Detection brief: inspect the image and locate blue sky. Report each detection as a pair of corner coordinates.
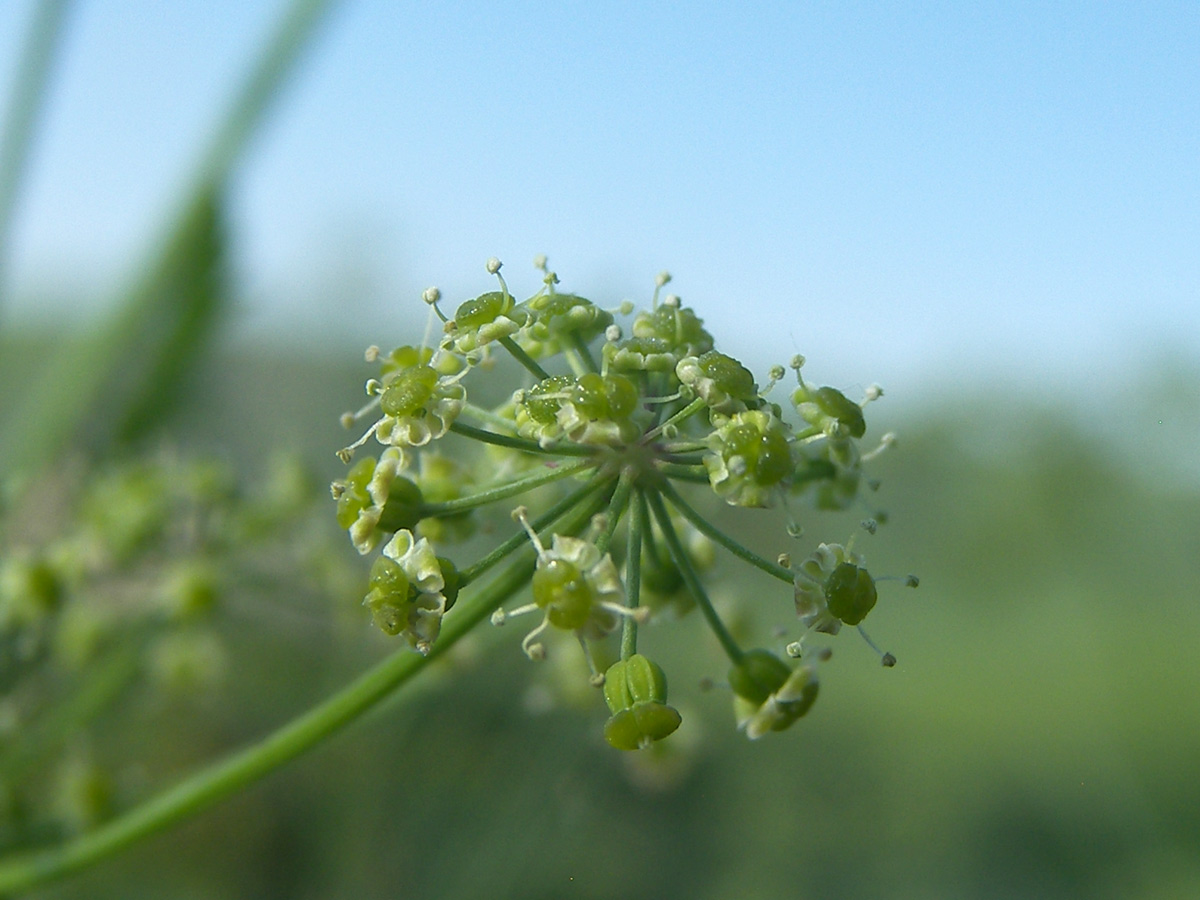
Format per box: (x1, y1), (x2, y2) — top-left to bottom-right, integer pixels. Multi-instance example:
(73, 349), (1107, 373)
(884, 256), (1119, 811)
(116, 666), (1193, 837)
(2, 0), (1198, 400)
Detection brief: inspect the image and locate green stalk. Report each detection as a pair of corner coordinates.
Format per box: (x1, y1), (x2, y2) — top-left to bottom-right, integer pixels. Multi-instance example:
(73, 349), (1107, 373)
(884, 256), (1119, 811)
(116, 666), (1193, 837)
(450, 421), (595, 457)
(0, 0), (73, 317)
(0, 542), (543, 894)
(497, 335), (551, 381)
(421, 457), (597, 517)
(641, 396), (708, 442)
(657, 479), (793, 584)
(568, 331), (599, 373)
(620, 489), (646, 660)
(458, 476), (611, 585)
(594, 465), (636, 556)
(644, 488), (744, 665)
(653, 462), (710, 483)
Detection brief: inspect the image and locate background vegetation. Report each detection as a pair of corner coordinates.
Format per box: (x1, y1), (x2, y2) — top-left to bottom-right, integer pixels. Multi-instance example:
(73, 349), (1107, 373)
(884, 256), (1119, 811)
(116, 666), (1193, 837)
(2, 2), (1197, 896)
(3, 327), (1198, 899)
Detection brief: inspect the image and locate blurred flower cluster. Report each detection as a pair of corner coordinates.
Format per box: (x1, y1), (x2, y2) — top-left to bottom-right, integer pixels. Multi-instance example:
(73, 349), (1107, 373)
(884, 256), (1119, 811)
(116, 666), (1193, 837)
(333, 258), (916, 750)
(0, 451), (347, 844)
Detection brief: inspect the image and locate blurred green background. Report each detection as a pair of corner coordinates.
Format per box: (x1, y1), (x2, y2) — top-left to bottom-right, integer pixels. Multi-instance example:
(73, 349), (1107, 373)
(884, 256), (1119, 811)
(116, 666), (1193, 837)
(2, 1), (1198, 897)
(4, 331), (1198, 900)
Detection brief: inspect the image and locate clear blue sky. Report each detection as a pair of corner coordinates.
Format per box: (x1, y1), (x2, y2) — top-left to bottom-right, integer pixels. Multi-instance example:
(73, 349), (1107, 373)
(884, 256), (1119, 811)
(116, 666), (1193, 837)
(2, 0), (1198, 399)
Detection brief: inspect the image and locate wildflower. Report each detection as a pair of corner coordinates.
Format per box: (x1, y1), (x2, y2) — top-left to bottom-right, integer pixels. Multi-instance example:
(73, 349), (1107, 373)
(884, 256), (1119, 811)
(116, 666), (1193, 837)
(729, 649), (822, 739)
(792, 542), (877, 634)
(602, 654), (682, 750)
(703, 409), (796, 507)
(331, 449), (423, 554)
(364, 529), (460, 654)
(676, 350), (760, 417)
(335, 259), (910, 747)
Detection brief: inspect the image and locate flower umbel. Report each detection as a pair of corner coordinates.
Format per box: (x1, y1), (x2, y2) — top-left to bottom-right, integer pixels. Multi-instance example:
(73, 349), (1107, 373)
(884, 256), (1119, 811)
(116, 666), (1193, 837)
(333, 257), (915, 748)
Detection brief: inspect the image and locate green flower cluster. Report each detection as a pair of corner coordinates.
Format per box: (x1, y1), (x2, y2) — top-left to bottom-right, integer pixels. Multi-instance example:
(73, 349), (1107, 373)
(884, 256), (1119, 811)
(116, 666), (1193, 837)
(0, 452), (346, 842)
(333, 258), (915, 749)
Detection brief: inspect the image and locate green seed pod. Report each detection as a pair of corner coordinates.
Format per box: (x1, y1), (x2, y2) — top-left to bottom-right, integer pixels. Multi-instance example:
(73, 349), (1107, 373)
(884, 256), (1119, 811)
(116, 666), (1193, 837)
(813, 386), (866, 438)
(376, 476), (424, 533)
(335, 456), (376, 529)
(367, 555), (409, 602)
(522, 375), (575, 425)
(724, 417), (793, 486)
(532, 559), (594, 630)
(824, 562), (877, 625)
(380, 365), (440, 418)
(604, 703), (683, 751)
(604, 654), (670, 712)
(453, 290), (514, 330)
(571, 373), (638, 421)
(728, 649), (791, 705)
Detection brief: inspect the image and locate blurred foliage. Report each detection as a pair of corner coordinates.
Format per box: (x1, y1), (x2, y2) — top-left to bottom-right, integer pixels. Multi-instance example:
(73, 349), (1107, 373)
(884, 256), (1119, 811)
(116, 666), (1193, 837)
(3, 332), (1195, 899)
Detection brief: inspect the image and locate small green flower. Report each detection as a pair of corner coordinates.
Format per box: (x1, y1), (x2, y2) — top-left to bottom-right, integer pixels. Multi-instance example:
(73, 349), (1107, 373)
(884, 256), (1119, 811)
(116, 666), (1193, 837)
(364, 530), (458, 653)
(602, 654), (682, 750)
(602, 338), (678, 374)
(631, 297), (714, 360)
(793, 542), (877, 633)
(729, 649), (820, 739)
(519, 292), (613, 358)
(492, 522), (646, 664)
(555, 373), (642, 446)
(374, 363), (467, 448)
(703, 409), (796, 507)
(448, 290), (529, 352)
(676, 350), (759, 417)
(514, 375), (576, 446)
(332, 449), (423, 554)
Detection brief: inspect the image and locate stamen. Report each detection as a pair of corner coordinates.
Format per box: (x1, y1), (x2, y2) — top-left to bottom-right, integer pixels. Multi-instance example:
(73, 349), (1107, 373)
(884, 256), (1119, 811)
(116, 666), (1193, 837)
(512, 506), (549, 559)
(856, 625), (896, 667)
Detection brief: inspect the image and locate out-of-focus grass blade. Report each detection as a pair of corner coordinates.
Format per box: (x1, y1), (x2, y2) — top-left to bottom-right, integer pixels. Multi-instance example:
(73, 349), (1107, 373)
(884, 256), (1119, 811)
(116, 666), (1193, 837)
(0, 0), (74, 322)
(85, 183), (227, 448)
(0, 0), (337, 478)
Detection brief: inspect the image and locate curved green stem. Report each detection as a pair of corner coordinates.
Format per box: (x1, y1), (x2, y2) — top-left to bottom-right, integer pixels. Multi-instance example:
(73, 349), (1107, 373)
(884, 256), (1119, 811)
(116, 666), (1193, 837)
(458, 476), (611, 585)
(654, 462), (710, 483)
(0, 547), (533, 894)
(594, 465), (636, 556)
(450, 421), (595, 457)
(568, 332), (599, 374)
(644, 489), (744, 665)
(497, 335), (550, 381)
(657, 480), (793, 584)
(641, 397), (707, 442)
(421, 457), (597, 517)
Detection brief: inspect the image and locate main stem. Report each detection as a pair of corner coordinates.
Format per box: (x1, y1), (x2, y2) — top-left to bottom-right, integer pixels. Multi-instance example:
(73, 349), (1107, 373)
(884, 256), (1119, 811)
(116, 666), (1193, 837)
(0, 551), (535, 894)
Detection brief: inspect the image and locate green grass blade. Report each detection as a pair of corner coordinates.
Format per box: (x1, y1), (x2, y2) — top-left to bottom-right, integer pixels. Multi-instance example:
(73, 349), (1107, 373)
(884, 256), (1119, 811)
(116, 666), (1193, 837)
(0, 0), (74, 320)
(0, 0), (339, 475)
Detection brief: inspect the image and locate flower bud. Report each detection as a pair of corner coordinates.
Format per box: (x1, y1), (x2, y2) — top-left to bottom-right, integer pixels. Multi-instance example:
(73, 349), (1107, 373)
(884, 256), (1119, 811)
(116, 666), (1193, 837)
(602, 655), (682, 750)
